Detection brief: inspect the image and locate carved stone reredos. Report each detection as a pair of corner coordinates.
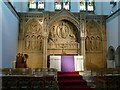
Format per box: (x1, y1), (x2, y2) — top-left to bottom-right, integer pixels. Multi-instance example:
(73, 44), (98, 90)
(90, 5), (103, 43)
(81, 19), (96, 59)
(46, 10), (81, 50)
(25, 18), (42, 35)
(49, 9), (80, 31)
(24, 18), (43, 51)
(17, 11), (107, 68)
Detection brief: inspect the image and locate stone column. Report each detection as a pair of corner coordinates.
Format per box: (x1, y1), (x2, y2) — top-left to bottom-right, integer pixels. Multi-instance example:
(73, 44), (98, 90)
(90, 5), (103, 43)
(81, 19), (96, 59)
(80, 13), (86, 70)
(42, 32), (48, 68)
(81, 37), (86, 70)
(77, 43), (80, 55)
(42, 15), (48, 68)
(18, 17), (25, 53)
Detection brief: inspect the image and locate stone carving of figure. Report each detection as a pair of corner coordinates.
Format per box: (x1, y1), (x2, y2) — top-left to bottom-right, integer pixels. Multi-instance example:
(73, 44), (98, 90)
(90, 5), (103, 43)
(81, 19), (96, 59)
(89, 38), (92, 51)
(23, 54), (29, 68)
(37, 35), (42, 50)
(48, 30), (54, 43)
(57, 24), (61, 38)
(37, 36), (40, 49)
(62, 25), (68, 38)
(85, 37), (89, 51)
(69, 34), (75, 42)
(25, 35), (30, 50)
(95, 36), (98, 50)
(52, 26), (56, 37)
(16, 53), (25, 68)
(96, 36), (101, 50)
(31, 22), (38, 33)
(91, 37), (94, 50)
(57, 22), (69, 39)
(16, 53), (21, 68)
(31, 35), (36, 50)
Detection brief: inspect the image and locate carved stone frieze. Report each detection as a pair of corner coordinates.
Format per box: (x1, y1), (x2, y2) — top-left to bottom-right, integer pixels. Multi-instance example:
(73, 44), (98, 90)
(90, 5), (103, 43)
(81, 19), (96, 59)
(48, 20), (78, 50)
(24, 18), (43, 51)
(85, 15), (106, 69)
(49, 9), (80, 31)
(85, 19), (102, 52)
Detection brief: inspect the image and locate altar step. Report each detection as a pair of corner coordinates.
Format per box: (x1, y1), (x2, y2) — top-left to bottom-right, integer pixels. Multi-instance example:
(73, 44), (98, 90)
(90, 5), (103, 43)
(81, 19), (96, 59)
(57, 71), (93, 90)
(59, 86), (93, 90)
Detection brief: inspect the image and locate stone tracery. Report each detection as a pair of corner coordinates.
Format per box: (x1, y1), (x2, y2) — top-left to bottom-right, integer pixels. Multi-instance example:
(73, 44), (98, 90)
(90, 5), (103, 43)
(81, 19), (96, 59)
(24, 18), (43, 51)
(85, 20), (102, 52)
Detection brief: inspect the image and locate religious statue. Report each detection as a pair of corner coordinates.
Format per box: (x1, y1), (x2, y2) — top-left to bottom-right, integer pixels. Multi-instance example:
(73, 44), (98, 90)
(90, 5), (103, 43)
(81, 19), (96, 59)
(16, 53), (28, 68)
(57, 22), (69, 39)
(25, 35), (30, 50)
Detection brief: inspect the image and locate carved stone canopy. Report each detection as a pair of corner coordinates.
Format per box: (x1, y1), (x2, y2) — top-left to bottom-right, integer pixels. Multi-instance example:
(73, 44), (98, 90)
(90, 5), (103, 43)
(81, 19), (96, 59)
(48, 19), (79, 50)
(49, 9), (80, 33)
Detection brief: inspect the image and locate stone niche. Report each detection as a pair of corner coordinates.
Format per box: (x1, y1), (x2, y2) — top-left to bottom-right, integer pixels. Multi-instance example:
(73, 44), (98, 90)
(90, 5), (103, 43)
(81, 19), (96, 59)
(18, 13), (44, 68)
(47, 20), (79, 55)
(85, 16), (107, 69)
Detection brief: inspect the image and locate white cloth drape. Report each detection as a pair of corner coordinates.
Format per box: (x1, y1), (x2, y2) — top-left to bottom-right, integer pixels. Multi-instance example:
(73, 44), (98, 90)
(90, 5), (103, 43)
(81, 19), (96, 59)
(50, 55), (84, 71)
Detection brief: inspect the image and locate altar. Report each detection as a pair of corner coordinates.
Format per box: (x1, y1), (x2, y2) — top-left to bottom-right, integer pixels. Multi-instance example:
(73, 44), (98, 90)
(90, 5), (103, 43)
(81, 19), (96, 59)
(50, 55), (84, 72)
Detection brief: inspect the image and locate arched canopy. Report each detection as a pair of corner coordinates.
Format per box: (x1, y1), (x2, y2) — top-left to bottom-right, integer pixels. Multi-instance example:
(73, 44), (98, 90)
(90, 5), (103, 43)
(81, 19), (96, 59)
(49, 10), (80, 42)
(116, 46), (120, 54)
(107, 46), (115, 60)
(49, 9), (80, 32)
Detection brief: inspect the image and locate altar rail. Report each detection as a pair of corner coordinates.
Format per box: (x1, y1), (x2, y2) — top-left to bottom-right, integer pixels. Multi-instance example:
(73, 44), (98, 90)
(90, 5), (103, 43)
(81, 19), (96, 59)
(91, 68), (120, 76)
(0, 68), (57, 76)
(0, 68), (58, 90)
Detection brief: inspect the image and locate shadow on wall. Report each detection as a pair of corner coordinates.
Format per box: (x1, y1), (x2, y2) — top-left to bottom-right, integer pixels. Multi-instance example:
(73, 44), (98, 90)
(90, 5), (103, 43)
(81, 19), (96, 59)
(107, 46), (115, 68)
(116, 46), (120, 67)
(107, 46), (120, 68)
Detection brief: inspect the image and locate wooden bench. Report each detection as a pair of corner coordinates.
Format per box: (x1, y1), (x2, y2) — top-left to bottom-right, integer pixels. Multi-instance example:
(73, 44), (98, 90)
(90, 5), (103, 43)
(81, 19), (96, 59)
(0, 68), (59, 90)
(91, 68), (120, 90)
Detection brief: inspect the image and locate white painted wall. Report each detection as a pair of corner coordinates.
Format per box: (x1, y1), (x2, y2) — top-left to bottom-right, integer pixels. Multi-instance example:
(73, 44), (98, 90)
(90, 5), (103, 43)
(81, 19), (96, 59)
(106, 16), (119, 50)
(11, 1), (22, 12)
(118, 15), (120, 46)
(11, 1), (81, 12)
(94, 2), (112, 15)
(118, 1), (120, 46)
(102, 2), (112, 15)
(106, 0), (120, 50)
(10, 1), (116, 15)
(21, 0), (29, 12)
(45, 0), (54, 12)
(45, 0), (50, 11)
(47, 0), (54, 12)
(94, 2), (102, 15)
(71, 0), (80, 12)
(0, 0), (2, 68)
(2, 1), (19, 68)
(8, 0), (23, 12)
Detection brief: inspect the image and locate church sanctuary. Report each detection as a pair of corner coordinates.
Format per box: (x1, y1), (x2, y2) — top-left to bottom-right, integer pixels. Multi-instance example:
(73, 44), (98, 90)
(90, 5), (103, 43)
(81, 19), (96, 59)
(0, 0), (120, 89)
